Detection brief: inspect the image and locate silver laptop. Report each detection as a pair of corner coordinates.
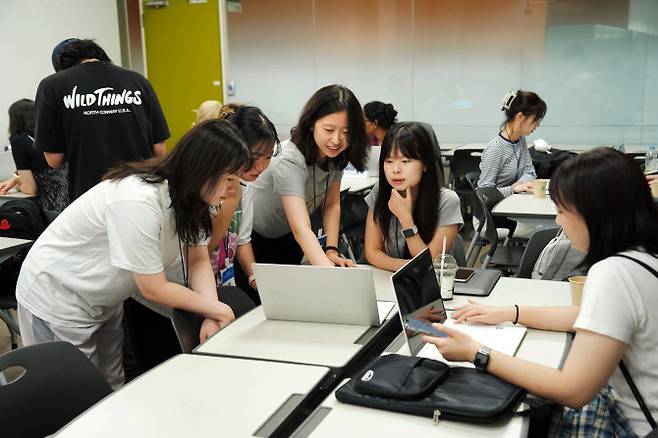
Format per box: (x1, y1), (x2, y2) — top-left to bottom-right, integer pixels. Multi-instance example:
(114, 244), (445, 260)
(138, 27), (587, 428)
(367, 146), (380, 178)
(253, 263), (381, 326)
(391, 248), (526, 359)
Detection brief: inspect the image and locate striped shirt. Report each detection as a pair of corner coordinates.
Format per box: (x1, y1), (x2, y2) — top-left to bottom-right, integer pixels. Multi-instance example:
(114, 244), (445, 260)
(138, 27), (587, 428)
(477, 134), (536, 197)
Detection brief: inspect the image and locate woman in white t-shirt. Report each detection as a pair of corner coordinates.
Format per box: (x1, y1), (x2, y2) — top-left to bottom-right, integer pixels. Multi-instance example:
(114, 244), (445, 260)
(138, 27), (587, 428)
(250, 85), (369, 267)
(16, 120), (250, 389)
(424, 148), (658, 436)
(364, 122), (463, 272)
(207, 104), (279, 305)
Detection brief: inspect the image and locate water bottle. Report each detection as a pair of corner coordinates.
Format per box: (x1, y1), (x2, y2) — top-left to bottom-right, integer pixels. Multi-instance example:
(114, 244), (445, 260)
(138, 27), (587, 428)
(645, 145), (657, 173)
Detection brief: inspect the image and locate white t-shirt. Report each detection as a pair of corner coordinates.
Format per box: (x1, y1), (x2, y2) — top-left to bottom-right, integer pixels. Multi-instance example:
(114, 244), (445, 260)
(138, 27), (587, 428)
(16, 175), (193, 327)
(574, 250), (658, 436)
(251, 139), (343, 239)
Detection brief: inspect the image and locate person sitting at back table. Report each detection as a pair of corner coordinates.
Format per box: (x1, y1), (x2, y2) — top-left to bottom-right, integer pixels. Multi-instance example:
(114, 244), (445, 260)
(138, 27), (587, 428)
(477, 89), (547, 197)
(0, 99), (69, 219)
(424, 148), (658, 437)
(364, 101), (398, 146)
(250, 84), (368, 267)
(364, 122), (462, 272)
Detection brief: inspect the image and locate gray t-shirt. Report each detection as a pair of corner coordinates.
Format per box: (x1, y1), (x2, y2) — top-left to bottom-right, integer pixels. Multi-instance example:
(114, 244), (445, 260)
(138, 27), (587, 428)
(365, 182), (463, 258)
(251, 139), (343, 239)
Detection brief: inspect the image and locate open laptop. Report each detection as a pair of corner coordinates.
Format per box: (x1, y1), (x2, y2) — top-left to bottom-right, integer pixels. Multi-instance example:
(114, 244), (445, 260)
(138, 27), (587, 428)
(253, 263), (391, 326)
(391, 248), (526, 362)
(366, 146), (380, 177)
(0, 149), (16, 180)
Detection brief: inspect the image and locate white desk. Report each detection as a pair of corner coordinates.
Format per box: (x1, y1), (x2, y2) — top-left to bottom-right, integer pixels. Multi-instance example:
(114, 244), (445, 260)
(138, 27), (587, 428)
(442, 143), (485, 158)
(195, 303), (396, 368)
(295, 278), (571, 437)
(0, 190), (37, 204)
(56, 354), (331, 438)
(492, 193), (557, 229)
(340, 174), (378, 193)
(0, 236), (32, 263)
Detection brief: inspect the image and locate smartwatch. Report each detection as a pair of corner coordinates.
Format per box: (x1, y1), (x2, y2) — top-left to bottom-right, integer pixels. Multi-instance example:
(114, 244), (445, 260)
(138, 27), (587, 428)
(473, 346), (492, 372)
(400, 224), (418, 239)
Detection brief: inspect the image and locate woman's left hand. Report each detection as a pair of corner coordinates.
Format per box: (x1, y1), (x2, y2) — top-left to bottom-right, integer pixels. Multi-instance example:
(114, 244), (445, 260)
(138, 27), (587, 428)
(327, 251), (355, 267)
(199, 317), (222, 343)
(388, 188), (414, 225)
(421, 323), (481, 363)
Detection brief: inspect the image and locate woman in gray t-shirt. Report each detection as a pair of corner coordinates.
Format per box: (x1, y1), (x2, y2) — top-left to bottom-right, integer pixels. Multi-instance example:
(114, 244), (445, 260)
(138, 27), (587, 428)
(250, 85), (369, 267)
(364, 122), (463, 272)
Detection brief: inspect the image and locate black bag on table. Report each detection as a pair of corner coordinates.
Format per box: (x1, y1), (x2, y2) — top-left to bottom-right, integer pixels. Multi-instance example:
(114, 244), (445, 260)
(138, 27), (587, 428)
(336, 354), (526, 424)
(529, 147), (574, 179)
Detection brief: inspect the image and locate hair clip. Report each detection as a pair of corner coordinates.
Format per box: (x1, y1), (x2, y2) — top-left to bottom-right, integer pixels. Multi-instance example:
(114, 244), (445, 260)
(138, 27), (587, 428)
(501, 89), (519, 111)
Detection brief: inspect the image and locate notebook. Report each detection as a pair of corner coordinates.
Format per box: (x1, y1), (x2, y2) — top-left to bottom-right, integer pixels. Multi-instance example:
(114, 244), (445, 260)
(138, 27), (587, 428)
(253, 263), (393, 326)
(390, 248), (526, 364)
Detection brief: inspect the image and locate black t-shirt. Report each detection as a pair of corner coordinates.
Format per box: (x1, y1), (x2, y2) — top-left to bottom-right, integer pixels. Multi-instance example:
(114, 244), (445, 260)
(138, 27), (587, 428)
(34, 61), (170, 200)
(11, 133), (48, 174)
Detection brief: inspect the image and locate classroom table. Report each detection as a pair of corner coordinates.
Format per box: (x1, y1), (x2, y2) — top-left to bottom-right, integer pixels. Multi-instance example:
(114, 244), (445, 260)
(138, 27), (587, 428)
(0, 190), (37, 205)
(55, 354), (333, 438)
(492, 193), (557, 229)
(194, 302), (397, 370)
(0, 236), (32, 264)
(293, 278), (572, 437)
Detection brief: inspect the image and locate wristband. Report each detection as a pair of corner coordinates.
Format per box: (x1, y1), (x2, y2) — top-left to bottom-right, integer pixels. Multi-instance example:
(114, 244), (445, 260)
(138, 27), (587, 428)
(324, 245), (340, 254)
(248, 274), (257, 287)
(513, 304), (519, 325)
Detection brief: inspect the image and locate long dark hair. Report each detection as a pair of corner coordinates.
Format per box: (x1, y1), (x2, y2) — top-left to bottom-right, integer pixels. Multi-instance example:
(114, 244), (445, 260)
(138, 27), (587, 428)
(373, 122), (443, 249)
(500, 89), (546, 129)
(8, 99), (35, 136)
(291, 84), (368, 171)
(217, 104), (280, 156)
(549, 148), (658, 267)
(105, 120), (251, 244)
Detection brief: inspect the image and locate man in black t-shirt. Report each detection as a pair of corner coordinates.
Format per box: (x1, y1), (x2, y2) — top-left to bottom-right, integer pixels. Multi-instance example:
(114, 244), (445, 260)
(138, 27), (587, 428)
(34, 38), (170, 201)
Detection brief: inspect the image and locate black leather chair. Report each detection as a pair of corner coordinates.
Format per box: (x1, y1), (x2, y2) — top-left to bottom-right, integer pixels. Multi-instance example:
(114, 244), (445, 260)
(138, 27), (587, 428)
(0, 341), (112, 438)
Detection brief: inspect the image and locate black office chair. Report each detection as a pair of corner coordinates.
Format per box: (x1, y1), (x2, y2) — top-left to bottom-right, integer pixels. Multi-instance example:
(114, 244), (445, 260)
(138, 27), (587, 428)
(449, 149), (482, 222)
(516, 227), (561, 279)
(0, 341), (112, 438)
(474, 187), (525, 271)
(451, 234), (467, 267)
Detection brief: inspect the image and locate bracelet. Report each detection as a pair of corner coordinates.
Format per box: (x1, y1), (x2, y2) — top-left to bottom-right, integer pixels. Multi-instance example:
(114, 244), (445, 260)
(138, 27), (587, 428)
(248, 274), (257, 287)
(513, 304), (519, 325)
(324, 245), (340, 254)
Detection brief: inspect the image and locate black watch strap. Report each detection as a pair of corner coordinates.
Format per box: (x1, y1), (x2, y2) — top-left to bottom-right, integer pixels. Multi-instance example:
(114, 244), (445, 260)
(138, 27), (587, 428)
(474, 346), (492, 372)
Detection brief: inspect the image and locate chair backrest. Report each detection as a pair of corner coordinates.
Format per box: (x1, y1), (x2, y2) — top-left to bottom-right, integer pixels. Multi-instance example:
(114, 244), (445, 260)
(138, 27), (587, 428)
(171, 309), (203, 354)
(451, 234), (467, 267)
(0, 341), (112, 438)
(475, 186), (505, 247)
(516, 227), (561, 278)
(450, 149), (482, 180)
(465, 171), (483, 225)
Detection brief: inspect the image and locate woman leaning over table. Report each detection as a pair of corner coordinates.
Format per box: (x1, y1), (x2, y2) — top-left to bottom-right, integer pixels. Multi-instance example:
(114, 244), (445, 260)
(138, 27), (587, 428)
(424, 148), (658, 437)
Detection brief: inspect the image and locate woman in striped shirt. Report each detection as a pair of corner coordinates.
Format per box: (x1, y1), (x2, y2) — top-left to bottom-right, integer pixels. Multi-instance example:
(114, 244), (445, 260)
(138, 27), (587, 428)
(477, 90), (547, 197)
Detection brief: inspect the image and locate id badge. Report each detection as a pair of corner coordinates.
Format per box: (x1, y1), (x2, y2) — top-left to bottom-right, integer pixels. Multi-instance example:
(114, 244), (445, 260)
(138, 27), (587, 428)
(219, 258), (236, 286)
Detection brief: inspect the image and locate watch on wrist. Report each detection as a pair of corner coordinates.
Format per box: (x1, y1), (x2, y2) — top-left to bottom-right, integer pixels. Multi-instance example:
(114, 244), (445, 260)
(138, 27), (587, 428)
(473, 346), (492, 372)
(400, 224), (418, 239)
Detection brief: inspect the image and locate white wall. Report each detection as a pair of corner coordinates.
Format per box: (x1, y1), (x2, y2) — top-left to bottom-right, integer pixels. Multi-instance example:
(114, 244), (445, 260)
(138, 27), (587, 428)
(0, 0), (121, 147)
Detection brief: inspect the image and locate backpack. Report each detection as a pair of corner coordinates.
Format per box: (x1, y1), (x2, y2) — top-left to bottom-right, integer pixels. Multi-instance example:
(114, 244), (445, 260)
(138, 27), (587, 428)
(529, 147), (574, 179)
(0, 199), (46, 240)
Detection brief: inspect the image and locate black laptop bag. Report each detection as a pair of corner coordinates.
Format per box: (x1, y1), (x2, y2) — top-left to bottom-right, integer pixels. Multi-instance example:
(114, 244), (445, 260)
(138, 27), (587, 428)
(336, 354), (526, 425)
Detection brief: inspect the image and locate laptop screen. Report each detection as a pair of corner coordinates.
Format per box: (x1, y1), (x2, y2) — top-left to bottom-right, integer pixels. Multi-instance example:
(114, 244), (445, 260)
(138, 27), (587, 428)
(391, 248), (447, 356)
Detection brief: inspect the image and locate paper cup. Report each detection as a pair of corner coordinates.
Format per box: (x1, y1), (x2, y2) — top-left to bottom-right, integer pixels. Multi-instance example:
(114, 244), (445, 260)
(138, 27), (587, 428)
(568, 275), (586, 305)
(651, 181), (658, 198)
(532, 179), (548, 197)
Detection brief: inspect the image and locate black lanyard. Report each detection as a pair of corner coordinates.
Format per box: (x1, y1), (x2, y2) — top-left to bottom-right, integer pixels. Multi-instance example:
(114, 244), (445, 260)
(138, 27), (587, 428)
(178, 235), (189, 288)
(312, 164), (330, 223)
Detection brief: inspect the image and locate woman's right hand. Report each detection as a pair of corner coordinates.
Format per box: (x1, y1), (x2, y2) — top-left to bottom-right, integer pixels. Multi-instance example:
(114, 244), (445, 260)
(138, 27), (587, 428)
(451, 299), (515, 325)
(213, 301), (236, 328)
(513, 181), (534, 193)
